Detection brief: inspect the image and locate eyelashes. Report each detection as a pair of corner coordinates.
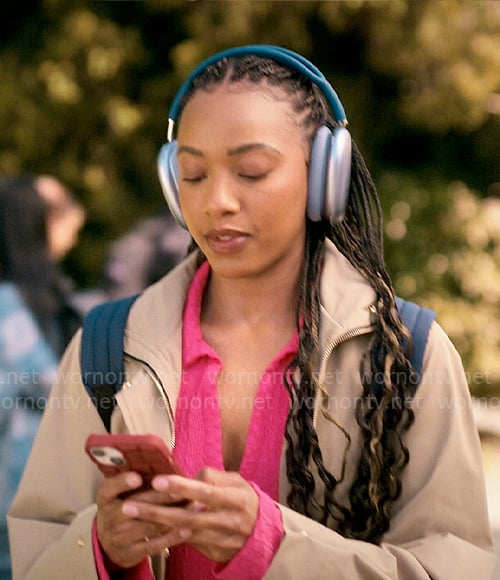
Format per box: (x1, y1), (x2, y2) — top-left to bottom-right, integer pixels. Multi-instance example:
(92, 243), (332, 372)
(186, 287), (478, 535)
(181, 171), (271, 184)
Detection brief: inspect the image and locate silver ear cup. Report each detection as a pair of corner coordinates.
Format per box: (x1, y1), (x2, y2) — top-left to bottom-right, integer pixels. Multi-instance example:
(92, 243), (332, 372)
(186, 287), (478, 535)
(324, 127), (351, 225)
(307, 126), (331, 222)
(307, 125), (351, 224)
(157, 142), (187, 229)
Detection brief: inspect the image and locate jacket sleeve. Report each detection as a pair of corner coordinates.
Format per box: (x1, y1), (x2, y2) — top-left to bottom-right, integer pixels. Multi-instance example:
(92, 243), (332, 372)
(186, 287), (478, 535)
(265, 323), (496, 579)
(7, 330), (105, 580)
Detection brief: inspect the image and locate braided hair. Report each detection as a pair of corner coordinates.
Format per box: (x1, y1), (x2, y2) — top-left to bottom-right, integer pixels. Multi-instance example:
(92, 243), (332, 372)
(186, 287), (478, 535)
(178, 54), (416, 544)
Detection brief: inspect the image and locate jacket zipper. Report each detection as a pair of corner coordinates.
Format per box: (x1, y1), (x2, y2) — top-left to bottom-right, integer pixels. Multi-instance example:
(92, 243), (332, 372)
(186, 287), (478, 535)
(124, 353), (176, 449)
(313, 325), (373, 427)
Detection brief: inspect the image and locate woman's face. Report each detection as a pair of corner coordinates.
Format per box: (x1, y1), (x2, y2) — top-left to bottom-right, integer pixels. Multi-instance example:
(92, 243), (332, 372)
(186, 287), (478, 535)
(176, 82), (309, 282)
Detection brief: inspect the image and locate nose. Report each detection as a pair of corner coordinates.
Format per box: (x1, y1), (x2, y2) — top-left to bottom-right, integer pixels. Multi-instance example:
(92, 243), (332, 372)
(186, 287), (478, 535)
(205, 172), (240, 218)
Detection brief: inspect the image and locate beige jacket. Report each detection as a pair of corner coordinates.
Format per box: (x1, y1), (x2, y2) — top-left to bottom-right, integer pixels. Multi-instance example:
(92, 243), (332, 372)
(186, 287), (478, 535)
(8, 240), (496, 579)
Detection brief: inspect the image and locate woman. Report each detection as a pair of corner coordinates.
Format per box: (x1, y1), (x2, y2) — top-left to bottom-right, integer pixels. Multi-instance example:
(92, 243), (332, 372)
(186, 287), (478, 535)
(8, 46), (495, 579)
(0, 175), (85, 579)
(0, 175), (85, 356)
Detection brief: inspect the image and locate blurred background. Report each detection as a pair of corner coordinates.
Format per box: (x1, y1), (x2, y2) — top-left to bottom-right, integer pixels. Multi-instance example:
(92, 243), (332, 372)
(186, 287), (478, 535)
(0, 1), (498, 396)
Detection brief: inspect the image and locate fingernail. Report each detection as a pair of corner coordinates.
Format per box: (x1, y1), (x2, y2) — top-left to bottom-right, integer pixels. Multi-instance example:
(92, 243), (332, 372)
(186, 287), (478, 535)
(179, 528), (191, 539)
(122, 503), (139, 517)
(125, 473), (141, 487)
(190, 501), (206, 512)
(152, 476), (170, 490)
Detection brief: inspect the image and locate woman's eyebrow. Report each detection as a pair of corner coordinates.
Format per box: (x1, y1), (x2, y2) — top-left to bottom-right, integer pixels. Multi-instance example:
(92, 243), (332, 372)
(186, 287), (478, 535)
(177, 145), (203, 157)
(177, 143), (282, 158)
(227, 143), (281, 157)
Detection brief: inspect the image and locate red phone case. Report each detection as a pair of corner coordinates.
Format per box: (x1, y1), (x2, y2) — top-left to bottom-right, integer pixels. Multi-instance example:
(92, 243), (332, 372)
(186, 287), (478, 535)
(85, 433), (184, 485)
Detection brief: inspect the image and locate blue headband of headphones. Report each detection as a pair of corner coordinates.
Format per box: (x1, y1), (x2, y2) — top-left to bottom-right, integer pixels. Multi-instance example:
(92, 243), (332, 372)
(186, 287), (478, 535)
(167, 44), (348, 142)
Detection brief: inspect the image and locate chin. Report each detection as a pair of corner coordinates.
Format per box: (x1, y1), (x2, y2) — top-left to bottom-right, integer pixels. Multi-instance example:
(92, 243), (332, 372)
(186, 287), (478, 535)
(205, 254), (260, 279)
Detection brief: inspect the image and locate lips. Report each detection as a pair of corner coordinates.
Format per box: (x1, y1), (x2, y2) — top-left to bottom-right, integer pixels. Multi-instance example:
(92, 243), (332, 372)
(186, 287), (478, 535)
(205, 228), (249, 254)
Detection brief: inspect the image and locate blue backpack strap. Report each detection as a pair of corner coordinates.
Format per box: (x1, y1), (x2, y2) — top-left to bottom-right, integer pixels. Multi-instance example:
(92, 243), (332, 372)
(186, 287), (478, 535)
(395, 296), (436, 387)
(373, 297), (436, 400)
(81, 293), (140, 431)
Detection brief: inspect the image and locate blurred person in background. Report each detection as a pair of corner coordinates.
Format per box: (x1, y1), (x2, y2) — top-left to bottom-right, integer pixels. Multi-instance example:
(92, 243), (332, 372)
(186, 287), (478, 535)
(0, 174), (85, 579)
(73, 208), (191, 314)
(101, 209), (191, 301)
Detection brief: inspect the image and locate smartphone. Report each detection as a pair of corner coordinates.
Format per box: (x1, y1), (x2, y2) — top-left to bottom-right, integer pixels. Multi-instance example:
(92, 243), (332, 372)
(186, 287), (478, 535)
(85, 433), (185, 490)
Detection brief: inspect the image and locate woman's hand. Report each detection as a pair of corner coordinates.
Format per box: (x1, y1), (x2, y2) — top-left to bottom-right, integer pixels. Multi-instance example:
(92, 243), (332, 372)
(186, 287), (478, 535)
(95, 471), (176, 570)
(121, 467), (259, 563)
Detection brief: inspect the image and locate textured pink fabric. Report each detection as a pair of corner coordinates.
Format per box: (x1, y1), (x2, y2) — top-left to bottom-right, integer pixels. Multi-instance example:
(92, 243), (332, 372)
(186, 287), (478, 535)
(167, 261), (296, 579)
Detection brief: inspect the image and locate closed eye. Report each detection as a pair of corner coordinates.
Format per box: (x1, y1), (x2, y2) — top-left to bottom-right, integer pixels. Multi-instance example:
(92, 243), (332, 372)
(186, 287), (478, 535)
(239, 171), (271, 181)
(182, 175), (205, 183)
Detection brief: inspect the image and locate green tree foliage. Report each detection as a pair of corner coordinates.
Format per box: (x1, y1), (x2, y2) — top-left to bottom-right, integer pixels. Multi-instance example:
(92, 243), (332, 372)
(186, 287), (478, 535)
(0, 0), (499, 395)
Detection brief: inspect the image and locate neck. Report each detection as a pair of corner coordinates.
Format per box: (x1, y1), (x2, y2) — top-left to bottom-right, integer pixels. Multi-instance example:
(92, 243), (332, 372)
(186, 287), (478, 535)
(202, 261), (303, 331)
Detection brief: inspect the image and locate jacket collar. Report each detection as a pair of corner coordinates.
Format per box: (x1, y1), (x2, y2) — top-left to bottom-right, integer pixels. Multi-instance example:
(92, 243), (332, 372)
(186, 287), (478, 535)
(125, 240), (376, 361)
(124, 250), (200, 366)
(319, 239), (376, 348)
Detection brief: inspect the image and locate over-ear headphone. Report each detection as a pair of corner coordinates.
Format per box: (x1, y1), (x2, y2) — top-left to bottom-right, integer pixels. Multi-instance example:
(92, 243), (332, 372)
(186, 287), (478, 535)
(157, 44), (351, 229)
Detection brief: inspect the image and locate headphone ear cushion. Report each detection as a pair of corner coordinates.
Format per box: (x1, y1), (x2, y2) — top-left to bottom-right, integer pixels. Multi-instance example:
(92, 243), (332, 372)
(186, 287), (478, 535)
(324, 127), (351, 225)
(307, 126), (331, 222)
(157, 141), (187, 229)
(307, 125), (351, 225)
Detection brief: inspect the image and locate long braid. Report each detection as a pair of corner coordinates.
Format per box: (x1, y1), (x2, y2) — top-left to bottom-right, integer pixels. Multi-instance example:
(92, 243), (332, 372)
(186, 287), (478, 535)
(283, 222), (335, 519)
(331, 143), (416, 542)
(179, 54), (416, 543)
